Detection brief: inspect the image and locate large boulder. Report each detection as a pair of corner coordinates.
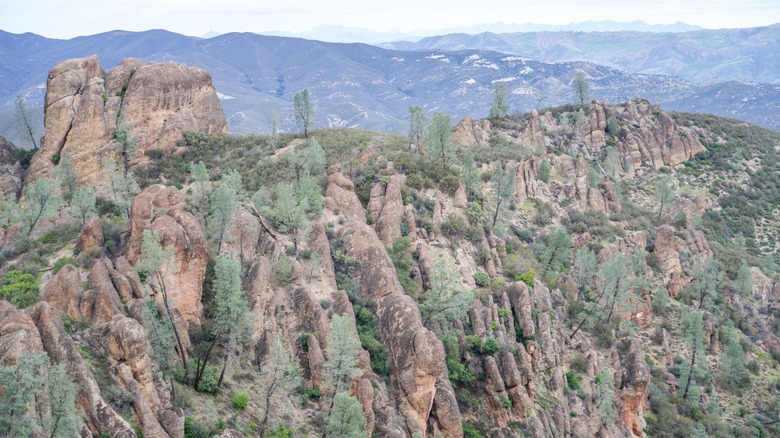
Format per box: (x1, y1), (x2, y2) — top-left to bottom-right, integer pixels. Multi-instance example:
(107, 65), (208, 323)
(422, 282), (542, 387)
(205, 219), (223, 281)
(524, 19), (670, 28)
(26, 56), (227, 190)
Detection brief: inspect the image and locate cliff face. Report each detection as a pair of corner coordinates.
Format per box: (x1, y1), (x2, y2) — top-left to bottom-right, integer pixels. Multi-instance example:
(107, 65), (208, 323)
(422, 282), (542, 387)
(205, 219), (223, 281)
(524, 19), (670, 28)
(25, 55), (227, 190)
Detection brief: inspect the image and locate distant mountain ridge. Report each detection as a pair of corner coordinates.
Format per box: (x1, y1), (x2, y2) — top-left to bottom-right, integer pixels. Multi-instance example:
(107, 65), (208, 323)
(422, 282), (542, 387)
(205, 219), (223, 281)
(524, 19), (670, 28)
(265, 20), (703, 44)
(381, 24), (780, 84)
(1, 28), (779, 146)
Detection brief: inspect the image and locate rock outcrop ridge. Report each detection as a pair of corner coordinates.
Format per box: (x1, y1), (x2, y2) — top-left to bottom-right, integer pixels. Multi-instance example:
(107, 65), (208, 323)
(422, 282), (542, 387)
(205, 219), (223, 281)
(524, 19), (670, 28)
(26, 55), (227, 190)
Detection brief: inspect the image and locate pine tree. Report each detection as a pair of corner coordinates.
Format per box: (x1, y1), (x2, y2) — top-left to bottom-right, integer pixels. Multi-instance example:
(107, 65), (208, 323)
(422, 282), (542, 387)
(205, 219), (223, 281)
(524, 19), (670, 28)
(53, 153), (78, 201)
(597, 253), (631, 324)
(426, 112), (457, 168)
(408, 106), (425, 153)
(294, 89), (313, 138)
(571, 71), (591, 108)
(489, 82), (509, 118)
(258, 335), (303, 436)
(540, 228), (572, 275)
(44, 363), (81, 438)
(19, 176), (61, 236)
(736, 262), (753, 296)
(596, 371), (615, 423)
(69, 187), (96, 227)
(141, 293), (177, 395)
(15, 96), (38, 149)
(461, 151), (481, 201)
(0, 192), (19, 230)
(211, 256), (253, 392)
(290, 139), (326, 183)
(101, 157), (138, 219)
(489, 161), (516, 227)
(208, 180), (239, 254)
(719, 323), (749, 391)
(572, 247), (598, 300)
(135, 230), (188, 379)
(325, 392), (366, 438)
(189, 161), (212, 226)
(679, 309), (706, 401)
(654, 175), (675, 223)
(0, 352), (48, 436)
(419, 258), (474, 330)
(692, 257), (721, 310)
(538, 159), (551, 183)
(324, 315), (362, 396)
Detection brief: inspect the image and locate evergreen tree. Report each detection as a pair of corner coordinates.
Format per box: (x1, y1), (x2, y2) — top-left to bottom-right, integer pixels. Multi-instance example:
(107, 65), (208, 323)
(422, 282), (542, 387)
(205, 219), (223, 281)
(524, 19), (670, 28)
(15, 96), (38, 149)
(736, 262), (753, 296)
(719, 323), (749, 391)
(211, 256), (253, 392)
(290, 139), (326, 183)
(265, 182), (308, 253)
(141, 293), (177, 395)
(603, 147), (621, 180)
(596, 371), (615, 423)
(571, 71), (591, 107)
(209, 180), (239, 254)
(489, 82), (509, 118)
(258, 335), (303, 436)
(53, 153), (78, 201)
(651, 286), (669, 315)
(324, 315), (362, 396)
(540, 228), (572, 275)
(679, 309), (706, 401)
(489, 161), (516, 227)
(189, 161), (212, 226)
(69, 187), (96, 227)
(19, 176), (61, 236)
(419, 258), (474, 330)
(101, 157), (138, 219)
(135, 230), (188, 379)
(654, 175), (675, 223)
(44, 363), (81, 438)
(294, 89), (313, 138)
(572, 247), (598, 300)
(0, 192), (18, 230)
(408, 106), (425, 153)
(0, 352), (48, 436)
(597, 253), (631, 324)
(426, 112), (457, 168)
(538, 159), (551, 183)
(325, 392), (365, 438)
(692, 257), (721, 310)
(461, 151), (481, 201)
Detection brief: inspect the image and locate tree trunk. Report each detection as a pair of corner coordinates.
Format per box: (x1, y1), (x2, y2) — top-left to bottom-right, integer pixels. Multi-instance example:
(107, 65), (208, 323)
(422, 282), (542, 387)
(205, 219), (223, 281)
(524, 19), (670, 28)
(215, 348), (231, 393)
(492, 198), (502, 227)
(158, 274), (188, 381)
(682, 348), (696, 400)
(193, 336), (218, 391)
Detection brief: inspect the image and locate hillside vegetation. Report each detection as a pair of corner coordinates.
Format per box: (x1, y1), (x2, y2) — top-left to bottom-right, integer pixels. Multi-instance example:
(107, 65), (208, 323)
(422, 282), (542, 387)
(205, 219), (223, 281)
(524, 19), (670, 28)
(1, 97), (779, 438)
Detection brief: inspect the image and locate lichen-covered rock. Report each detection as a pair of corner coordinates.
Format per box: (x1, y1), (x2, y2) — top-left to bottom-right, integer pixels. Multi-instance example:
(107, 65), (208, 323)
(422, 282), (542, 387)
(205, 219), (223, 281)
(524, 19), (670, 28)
(26, 55), (227, 190)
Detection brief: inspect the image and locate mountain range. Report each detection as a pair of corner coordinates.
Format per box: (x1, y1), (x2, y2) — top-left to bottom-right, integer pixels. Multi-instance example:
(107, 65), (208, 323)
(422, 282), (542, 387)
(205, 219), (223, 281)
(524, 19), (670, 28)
(1, 26), (780, 146)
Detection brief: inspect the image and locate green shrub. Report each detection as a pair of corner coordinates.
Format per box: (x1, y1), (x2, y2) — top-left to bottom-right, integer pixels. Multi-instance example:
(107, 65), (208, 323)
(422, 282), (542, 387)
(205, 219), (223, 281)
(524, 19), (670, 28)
(195, 364), (220, 393)
(566, 370), (582, 391)
(465, 335), (482, 353)
(481, 336), (499, 355)
(463, 420), (486, 438)
(0, 270), (40, 308)
(52, 257), (78, 274)
(516, 268), (535, 288)
(275, 256), (295, 285)
(473, 272), (490, 287)
(300, 387), (321, 404)
(266, 424), (294, 438)
(232, 392), (249, 410)
(184, 417), (210, 438)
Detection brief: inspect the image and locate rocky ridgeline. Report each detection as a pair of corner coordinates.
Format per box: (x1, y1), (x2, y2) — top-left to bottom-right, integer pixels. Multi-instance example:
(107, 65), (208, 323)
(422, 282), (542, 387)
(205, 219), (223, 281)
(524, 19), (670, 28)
(25, 55), (227, 190)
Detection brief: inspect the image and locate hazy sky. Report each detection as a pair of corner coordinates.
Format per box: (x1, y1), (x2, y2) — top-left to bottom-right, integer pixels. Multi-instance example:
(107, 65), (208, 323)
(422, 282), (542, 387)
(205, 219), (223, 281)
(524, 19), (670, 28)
(1, 0), (778, 38)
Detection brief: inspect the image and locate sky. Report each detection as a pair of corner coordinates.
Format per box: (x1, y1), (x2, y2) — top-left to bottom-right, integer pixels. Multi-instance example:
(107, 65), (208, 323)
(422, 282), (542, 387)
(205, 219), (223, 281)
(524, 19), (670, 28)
(1, 0), (779, 39)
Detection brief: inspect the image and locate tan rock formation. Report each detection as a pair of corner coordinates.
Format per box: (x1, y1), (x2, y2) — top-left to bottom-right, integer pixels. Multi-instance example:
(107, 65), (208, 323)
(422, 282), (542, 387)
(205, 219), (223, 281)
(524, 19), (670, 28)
(452, 117), (491, 148)
(367, 174), (406, 246)
(618, 339), (650, 438)
(325, 165), (462, 437)
(127, 185), (208, 331)
(0, 136), (23, 197)
(26, 55), (227, 190)
(77, 217), (104, 252)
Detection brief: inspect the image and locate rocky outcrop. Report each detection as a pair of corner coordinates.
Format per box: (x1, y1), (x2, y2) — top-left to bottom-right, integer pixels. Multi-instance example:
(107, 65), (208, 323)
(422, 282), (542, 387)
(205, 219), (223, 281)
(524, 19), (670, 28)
(94, 315), (183, 438)
(41, 262), (124, 325)
(324, 165), (462, 437)
(584, 99), (706, 169)
(0, 136), (23, 197)
(77, 217), (104, 253)
(126, 185), (208, 331)
(618, 339), (650, 438)
(26, 302), (135, 437)
(26, 55), (227, 190)
(367, 174), (406, 247)
(452, 117), (491, 148)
